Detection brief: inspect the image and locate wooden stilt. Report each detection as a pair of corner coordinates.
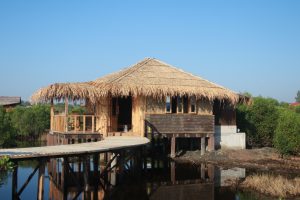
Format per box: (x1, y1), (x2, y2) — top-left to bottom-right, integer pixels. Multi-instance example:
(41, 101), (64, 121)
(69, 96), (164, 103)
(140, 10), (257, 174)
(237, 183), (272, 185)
(12, 164), (18, 200)
(208, 135), (215, 151)
(37, 160), (45, 200)
(93, 154), (99, 200)
(201, 137), (205, 156)
(201, 163), (205, 180)
(170, 161), (175, 184)
(171, 136), (176, 158)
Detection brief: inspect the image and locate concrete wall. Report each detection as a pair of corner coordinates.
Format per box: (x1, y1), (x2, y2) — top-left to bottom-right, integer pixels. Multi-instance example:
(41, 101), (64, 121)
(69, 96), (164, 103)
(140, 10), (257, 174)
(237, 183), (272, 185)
(215, 125), (246, 149)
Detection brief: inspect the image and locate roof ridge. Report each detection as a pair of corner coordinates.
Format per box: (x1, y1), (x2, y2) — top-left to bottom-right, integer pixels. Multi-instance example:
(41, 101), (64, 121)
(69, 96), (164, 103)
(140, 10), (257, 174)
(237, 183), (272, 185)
(153, 58), (233, 92)
(107, 58), (153, 83)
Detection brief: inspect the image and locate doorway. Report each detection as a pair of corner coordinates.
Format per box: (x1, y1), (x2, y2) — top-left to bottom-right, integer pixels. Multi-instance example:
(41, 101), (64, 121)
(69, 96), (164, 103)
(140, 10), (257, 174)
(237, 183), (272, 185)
(111, 96), (132, 132)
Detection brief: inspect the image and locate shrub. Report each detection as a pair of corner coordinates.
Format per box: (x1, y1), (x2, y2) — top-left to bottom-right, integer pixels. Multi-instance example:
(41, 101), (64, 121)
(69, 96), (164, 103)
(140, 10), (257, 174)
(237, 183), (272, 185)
(237, 97), (279, 147)
(273, 110), (300, 155)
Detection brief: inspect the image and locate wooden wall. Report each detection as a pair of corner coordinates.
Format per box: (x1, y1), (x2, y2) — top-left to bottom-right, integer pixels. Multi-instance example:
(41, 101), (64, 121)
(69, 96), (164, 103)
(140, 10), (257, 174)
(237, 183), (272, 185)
(145, 114), (215, 137)
(197, 99), (213, 115)
(132, 96), (146, 136)
(95, 97), (110, 136)
(213, 100), (236, 126)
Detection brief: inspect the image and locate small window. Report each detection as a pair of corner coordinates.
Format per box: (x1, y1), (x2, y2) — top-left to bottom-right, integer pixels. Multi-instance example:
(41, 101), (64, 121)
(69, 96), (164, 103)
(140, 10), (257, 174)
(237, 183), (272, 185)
(183, 96), (189, 113)
(171, 96), (177, 113)
(166, 96), (171, 113)
(190, 96), (196, 113)
(177, 96), (183, 113)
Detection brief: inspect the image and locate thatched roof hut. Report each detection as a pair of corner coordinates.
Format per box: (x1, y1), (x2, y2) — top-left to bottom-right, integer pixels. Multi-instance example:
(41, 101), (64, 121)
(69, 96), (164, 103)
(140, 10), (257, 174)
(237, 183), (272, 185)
(31, 58), (248, 105)
(92, 58), (243, 104)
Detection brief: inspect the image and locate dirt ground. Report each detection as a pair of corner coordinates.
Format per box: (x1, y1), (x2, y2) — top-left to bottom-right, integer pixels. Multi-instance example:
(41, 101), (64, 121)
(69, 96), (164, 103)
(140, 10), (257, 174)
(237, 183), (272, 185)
(175, 147), (300, 174)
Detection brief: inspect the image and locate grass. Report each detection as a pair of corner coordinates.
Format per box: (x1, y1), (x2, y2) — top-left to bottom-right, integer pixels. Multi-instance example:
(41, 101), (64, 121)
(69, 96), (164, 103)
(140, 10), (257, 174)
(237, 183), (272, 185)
(241, 174), (300, 198)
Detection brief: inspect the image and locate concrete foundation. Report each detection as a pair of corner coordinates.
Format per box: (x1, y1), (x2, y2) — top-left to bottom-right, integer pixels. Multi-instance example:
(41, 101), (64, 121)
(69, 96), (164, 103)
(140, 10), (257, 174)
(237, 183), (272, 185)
(215, 125), (246, 149)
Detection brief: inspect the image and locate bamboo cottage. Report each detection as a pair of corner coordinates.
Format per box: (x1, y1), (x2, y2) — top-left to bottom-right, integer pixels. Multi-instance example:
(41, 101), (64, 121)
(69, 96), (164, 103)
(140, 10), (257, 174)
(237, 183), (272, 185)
(32, 58), (248, 157)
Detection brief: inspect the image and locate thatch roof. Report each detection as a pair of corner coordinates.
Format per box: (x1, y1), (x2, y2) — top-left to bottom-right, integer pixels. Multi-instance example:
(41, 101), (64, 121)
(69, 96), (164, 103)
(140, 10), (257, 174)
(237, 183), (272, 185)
(31, 82), (100, 103)
(0, 96), (21, 106)
(92, 58), (243, 104)
(31, 58), (248, 105)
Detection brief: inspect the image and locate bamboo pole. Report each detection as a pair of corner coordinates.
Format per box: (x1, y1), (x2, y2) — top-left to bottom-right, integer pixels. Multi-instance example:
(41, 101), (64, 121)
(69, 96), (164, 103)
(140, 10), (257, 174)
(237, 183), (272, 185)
(65, 97), (69, 133)
(37, 160), (45, 200)
(50, 99), (54, 131)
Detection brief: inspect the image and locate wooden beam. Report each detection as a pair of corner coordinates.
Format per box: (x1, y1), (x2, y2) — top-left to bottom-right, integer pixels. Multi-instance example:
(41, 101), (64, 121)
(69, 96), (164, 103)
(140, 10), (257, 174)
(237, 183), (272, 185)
(37, 160), (45, 200)
(201, 137), (205, 156)
(170, 136), (176, 158)
(170, 161), (175, 184)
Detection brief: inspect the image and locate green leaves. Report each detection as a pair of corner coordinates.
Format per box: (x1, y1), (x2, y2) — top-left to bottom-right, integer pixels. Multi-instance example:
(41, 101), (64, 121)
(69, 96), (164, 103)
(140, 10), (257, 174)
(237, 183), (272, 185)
(273, 110), (300, 155)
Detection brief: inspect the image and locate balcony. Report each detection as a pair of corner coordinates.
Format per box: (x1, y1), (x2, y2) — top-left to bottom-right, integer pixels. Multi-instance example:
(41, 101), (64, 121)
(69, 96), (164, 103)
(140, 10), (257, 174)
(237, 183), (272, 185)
(51, 114), (98, 133)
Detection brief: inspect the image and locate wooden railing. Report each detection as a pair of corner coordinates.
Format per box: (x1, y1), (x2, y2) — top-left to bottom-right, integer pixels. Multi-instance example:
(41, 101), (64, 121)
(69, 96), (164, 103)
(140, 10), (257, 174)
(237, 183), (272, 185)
(51, 114), (98, 133)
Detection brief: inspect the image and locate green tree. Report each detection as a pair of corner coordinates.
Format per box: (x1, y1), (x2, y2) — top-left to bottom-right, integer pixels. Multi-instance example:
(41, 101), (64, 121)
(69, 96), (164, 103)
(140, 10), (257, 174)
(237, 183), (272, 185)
(237, 96), (279, 147)
(0, 106), (17, 147)
(296, 90), (300, 103)
(273, 110), (300, 156)
(10, 104), (50, 139)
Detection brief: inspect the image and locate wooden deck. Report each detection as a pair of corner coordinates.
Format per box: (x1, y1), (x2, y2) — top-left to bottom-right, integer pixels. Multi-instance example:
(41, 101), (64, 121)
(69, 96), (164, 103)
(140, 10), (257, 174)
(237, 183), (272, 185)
(0, 136), (149, 160)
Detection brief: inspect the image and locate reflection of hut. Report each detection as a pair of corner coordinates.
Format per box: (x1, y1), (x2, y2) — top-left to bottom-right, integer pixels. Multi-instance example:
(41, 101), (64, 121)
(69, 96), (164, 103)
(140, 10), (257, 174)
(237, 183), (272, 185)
(32, 58), (249, 153)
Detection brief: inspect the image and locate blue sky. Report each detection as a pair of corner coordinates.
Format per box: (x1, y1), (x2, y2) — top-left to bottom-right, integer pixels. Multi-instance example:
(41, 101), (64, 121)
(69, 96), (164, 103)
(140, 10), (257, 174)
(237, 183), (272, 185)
(0, 1), (299, 102)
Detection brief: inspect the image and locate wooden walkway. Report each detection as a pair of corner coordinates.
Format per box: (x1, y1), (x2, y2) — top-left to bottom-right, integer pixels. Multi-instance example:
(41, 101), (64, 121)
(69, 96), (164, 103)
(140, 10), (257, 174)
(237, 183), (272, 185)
(0, 136), (149, 160)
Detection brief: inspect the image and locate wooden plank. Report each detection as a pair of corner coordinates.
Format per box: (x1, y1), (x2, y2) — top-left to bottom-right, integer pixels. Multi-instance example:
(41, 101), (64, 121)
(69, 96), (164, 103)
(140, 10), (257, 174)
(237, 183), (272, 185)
(0, 137), (149, 160)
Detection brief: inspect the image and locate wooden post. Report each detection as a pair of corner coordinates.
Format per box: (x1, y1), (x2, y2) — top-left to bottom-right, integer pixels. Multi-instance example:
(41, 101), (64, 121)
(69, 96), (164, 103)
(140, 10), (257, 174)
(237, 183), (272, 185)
(171, 136), (176, 158)
(170, 161), (175, 184)
(92, 116), (95, 132)
(62, 158), (68, 200)
(65, 97), (69, 133)
(83, 156), (91, 199)
(201, 137), (205, 156)
(12, 164), (18, 200)
(50, 99), (54, 131)
(201, 163), (205, 180)
(93, 154), (99, 200)
(37, 160), (45, 200)
(83, 115), (86, 133)
(208, 135), (215, 151)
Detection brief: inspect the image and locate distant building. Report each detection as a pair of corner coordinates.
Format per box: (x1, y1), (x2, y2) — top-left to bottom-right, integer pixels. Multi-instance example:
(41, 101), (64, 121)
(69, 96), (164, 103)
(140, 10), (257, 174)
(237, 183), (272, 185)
(290, 102), (300, 107)
(0, 96), (21, 110)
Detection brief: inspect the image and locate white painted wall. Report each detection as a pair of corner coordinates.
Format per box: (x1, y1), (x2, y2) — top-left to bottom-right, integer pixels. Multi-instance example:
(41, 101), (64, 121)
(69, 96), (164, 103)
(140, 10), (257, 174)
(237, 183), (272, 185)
(215, 125), (246, 149)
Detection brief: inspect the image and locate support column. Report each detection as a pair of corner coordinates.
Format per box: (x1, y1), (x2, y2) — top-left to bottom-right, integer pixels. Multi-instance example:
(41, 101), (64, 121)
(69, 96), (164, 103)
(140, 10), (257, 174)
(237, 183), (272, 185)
(12, 164), (18, 200)
(83, 156), (91, 200)
(50, 99), (54, 131)
(201, 137), (205, 156)
(208, 135), (215, 151)
(170, 161), (175, 184)
(170, 136), (176, 158)
(37, 160), (45, 200)
(64, 97), (69, 132)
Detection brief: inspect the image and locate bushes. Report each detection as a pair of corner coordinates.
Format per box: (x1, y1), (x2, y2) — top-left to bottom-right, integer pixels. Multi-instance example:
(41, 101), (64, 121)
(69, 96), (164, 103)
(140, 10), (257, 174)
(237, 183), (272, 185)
(10, 104), (50, 139)
(237, 95), (300, 155)
(0, 104), (50, 147)
(273, 110), (300, 156)
(237, 97), (279, 147)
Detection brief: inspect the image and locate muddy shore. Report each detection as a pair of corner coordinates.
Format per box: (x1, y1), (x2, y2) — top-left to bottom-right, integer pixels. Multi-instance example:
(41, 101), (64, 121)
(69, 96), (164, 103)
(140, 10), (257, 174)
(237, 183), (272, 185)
(175, 147), (300, 175)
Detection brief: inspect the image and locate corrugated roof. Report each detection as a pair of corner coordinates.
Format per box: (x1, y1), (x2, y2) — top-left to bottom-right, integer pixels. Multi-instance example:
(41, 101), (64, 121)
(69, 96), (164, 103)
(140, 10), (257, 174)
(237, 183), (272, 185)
(0, 96), (21, 106)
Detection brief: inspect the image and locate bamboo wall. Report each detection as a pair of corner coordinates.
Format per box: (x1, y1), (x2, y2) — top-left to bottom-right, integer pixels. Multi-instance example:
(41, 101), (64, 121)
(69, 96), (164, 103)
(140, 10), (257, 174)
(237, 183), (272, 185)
(95, 97), (110, 136)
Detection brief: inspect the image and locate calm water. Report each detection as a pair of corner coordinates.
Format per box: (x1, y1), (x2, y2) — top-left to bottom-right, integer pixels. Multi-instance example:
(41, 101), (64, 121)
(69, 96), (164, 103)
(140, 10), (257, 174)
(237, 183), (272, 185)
(0, 142), (297, 200)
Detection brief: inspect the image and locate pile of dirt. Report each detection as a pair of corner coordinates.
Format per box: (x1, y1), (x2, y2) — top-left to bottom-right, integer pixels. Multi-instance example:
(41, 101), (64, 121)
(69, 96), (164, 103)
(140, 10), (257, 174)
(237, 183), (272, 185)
(176, 148), (300, 174)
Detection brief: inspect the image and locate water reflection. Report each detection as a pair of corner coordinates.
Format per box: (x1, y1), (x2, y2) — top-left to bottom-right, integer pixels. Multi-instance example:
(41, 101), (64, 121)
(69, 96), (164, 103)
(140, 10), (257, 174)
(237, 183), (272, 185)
(1, 155), (281, 200)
